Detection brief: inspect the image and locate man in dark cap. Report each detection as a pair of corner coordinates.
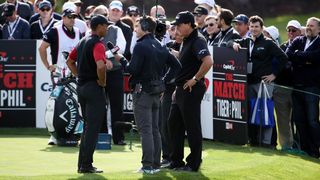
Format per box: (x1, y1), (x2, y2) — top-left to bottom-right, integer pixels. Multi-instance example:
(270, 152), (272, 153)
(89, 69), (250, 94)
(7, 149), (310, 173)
(2, 3), (30, 39)
(169, 11), (213, 172)
(0, 0), (32, 25)
(193, 5), (208, 35)
(126, 5), (140, 22)
(233, 14), (250, 38)
(67, 15), (113, 173)
(30, 1), (58, 39)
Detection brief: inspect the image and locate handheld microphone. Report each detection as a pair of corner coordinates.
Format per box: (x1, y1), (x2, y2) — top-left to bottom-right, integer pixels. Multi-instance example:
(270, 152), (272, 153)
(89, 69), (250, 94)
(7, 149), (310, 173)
(105, 41), (120, 59)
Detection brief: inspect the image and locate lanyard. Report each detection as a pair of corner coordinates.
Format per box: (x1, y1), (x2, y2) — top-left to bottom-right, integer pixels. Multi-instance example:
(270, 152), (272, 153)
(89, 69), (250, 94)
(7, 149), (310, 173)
(249, 40), (254, 62)
(304, 35), (319, 51)
(217, 28), (233, 47)
(7, 17), (20, 40)
(39, 18), (54, 35)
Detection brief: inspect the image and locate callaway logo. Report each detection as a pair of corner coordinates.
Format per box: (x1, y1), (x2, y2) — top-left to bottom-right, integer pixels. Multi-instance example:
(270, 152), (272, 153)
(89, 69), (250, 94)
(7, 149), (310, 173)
(59, 111), (68, 122)
(58, 99), (78, 133)
(0, 51), (8, 62)
(198, 49), (207, 55)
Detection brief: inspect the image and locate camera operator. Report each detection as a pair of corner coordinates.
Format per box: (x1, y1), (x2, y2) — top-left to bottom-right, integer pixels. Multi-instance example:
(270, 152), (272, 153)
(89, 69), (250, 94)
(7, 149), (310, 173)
(116, 15), (181, 174)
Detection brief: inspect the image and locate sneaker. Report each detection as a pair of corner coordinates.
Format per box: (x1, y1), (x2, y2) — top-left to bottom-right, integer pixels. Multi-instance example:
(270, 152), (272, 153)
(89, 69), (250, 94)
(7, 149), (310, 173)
(160, 159), (171, 168)
(153, 168), (160, 174)
(136, 167), (154, 174)
(48, 135), (57, 145)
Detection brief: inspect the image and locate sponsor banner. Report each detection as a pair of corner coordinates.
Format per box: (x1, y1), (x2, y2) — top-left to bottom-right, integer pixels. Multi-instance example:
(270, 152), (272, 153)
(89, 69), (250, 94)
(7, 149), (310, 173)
(0, 40), (36, 127)
(201, 45), (213, 139)
(213, 47), (248, 144)
(36, 40), (53, 128)
(123, 73), (133, 115)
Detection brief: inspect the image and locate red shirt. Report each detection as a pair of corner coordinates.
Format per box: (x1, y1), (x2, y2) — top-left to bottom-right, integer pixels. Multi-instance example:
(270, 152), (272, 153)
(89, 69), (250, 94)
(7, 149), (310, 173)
(69, 42), (106, 64)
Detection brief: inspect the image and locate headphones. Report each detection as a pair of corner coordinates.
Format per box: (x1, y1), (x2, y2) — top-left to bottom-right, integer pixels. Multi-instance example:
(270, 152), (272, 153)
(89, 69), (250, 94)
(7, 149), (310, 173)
(140, 15), (150, 32)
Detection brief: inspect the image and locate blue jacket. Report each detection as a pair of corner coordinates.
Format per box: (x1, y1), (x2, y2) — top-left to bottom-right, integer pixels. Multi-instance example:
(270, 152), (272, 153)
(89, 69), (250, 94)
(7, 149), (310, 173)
(2, 16), (30, 39)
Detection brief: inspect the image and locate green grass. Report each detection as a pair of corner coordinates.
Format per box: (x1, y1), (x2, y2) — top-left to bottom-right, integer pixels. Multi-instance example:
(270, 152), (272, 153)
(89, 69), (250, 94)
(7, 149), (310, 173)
(0, 128), (319, 179)
(264, 11), (320, 44)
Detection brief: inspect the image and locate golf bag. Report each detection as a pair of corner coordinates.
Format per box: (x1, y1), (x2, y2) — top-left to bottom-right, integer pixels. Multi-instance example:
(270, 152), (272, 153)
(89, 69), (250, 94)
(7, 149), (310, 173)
(45, 76), (83, 146)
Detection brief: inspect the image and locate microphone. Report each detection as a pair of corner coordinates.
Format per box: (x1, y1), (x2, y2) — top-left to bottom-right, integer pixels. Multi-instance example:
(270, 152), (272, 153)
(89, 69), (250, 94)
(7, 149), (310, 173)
(106, 41), (120, 54)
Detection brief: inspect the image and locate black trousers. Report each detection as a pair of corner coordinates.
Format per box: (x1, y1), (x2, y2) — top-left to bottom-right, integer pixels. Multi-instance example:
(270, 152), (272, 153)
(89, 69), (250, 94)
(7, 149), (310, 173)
(168, 82), (206, 171)
(77, 81), (106, 169)
(105, 69), (125, 144)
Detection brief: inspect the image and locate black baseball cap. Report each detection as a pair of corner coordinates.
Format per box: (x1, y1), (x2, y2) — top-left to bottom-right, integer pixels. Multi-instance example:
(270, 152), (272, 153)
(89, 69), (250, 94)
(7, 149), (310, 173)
(38, 1), (52, 10)
(2, 3), (15, 17)
(233, 14), (249, 24)
(171, 11), (195, 26)
(126, 5), (140, 15)
(90, 15), (113, 28)
(193, 5), (208, 15)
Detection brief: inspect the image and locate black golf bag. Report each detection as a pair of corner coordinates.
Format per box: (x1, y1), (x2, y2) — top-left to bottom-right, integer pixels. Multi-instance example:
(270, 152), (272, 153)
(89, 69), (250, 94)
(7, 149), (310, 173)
(45, 76), (83, 146)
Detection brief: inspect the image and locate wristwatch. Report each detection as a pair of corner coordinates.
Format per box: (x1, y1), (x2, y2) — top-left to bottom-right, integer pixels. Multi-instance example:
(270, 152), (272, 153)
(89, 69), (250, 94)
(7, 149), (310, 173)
(193, 76), (199, 82)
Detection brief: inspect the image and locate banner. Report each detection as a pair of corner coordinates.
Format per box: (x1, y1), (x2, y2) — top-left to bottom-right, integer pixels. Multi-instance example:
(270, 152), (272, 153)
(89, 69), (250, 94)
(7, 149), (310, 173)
(0, 40), (36, 127)
(213, 47), (248, 144)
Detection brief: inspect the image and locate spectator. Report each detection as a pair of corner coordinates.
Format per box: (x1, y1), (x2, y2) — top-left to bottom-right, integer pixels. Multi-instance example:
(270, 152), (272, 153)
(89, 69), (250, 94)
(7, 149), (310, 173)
(68, 0), (85, 21)
(121, 16), (134, 31)
(213, 8), (241, 47)
(263, 25), (280, 46)
(193, 5), (208, 35)
(2, 3), (30, 39)
(233, 14), (250, 38)
(0, 0), (32, 25)
(169, 11), (213, 172)
(273, 20), (302, 150)
(126, 5), (140, 23)
(92, 4), (128, 146)
(30, 0), (58, 39)
(204, 15), (220, 45)
(20, 0), (34, 15)
(108, 0), (132, 60)
(29, 0), (61, 24)
(194, 0), (220, 15)
(286, 17), (320, 158)
(231, 15), (288, 148)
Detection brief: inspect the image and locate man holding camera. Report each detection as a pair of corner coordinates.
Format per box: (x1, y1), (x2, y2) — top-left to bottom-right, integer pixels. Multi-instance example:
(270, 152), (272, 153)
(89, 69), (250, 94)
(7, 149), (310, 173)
(117, 16), (181, 174)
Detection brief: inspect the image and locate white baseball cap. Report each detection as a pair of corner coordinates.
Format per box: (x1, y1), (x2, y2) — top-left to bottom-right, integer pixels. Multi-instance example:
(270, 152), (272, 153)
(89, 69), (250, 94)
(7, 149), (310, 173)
(109, 0), (123, 11)
(62, 1), (76, 11)
(264, 26), (279, 41)
(286, 20), (302, 29)
(194, 0), (215, 8)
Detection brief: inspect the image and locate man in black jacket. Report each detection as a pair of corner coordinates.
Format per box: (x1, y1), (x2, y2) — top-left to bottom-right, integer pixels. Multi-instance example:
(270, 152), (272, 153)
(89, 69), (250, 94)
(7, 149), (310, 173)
(232, 15), (288, 147)
(117, 16), (181, 174)
(213, 8), (241, 47)
(285, 17), (320, 158)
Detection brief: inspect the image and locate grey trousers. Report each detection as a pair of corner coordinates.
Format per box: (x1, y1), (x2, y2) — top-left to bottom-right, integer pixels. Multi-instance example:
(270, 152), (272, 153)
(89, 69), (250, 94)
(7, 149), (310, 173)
(133, 92), (161, 168)
(273, 86), (293, 149)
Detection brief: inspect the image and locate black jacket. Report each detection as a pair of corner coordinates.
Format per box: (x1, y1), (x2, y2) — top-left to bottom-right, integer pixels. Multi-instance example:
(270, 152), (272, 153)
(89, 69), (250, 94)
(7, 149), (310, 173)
(234, 34), (288, 84)
(115, 20), (133, 60)
(286, 35), (320, 87)
(213, 27), (241, 47)
(120, 33), (181, 87)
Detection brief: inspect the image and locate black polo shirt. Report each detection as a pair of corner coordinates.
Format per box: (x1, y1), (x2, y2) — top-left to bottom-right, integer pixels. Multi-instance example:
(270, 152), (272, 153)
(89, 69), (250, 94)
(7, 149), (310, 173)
(175, 29), (210, 86)
(30, 18), (58, 39)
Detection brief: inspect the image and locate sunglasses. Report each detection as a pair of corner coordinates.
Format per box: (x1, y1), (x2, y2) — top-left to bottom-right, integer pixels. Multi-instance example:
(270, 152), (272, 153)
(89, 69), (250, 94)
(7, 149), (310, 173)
(67, 15), (76, 19)
(194, 14), (203, 17)
(205, 23), (215, 27)
(129, 14), (138, 17)
(40, 8), (51, 12)
(287, 28), (297, 33)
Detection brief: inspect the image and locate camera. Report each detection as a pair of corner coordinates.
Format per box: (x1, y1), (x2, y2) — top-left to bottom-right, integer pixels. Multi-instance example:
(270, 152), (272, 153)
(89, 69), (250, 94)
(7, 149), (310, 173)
(155, 17), (167, 41)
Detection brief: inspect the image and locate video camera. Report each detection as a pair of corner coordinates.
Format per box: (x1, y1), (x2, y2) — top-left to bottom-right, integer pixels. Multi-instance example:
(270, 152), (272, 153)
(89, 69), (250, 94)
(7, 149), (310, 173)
(155, 17), (167, 41)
